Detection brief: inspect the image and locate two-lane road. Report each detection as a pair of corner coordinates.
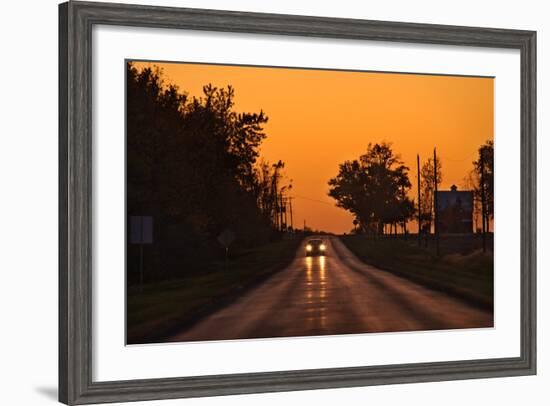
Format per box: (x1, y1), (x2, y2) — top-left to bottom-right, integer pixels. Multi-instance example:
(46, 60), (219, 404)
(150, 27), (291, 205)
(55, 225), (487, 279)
(170, 237), (492, 342)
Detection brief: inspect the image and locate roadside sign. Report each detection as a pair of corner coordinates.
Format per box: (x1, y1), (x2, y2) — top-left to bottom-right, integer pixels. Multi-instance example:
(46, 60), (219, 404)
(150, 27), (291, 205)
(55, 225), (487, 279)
(217, 228), (235, 248)
(130, 216), (153, 244)
(130, 216), (153, 289)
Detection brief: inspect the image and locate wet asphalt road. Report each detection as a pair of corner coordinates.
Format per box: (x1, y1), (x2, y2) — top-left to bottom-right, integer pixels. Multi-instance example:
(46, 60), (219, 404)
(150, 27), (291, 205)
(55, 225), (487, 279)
(170, 237), (493, 342)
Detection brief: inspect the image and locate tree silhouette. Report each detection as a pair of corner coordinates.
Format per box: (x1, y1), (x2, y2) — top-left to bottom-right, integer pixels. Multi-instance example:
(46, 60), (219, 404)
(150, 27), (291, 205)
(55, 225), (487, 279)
(473, 140), (494, 231)
(126, 63), (286, 283)
(419, 157), (443, 234)
(462, 169), (483, 232)
(328, 142), (415, 235)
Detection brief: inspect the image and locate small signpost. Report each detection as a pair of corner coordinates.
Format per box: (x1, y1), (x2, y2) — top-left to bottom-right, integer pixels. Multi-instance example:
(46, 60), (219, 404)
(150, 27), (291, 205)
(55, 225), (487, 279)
(130, 216), (153, 288)
(217, 228), (235, 268)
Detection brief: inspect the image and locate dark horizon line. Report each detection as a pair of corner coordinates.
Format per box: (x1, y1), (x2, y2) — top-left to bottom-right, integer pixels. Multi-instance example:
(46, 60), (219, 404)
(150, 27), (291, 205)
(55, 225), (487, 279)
(127, 58), (495, 80)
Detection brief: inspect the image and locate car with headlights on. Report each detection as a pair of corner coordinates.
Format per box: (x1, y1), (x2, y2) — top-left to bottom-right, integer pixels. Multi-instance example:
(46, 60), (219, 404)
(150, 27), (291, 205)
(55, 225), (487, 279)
(305, 239), (327, 256)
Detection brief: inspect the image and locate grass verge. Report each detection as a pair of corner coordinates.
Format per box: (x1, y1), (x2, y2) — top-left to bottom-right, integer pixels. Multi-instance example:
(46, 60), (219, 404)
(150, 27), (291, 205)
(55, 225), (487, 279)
(127, 237), (303, 344)
(340, 235), (493, 309)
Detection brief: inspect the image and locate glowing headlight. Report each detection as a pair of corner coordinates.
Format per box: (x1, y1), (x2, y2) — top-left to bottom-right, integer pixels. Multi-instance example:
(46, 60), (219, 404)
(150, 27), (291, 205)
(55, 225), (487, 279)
(306, 244), (312, 251)
(319, 244), (326, 251)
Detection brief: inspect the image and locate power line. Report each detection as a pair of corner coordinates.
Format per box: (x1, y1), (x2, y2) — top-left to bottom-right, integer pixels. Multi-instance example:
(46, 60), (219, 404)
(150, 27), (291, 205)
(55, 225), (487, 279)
(438, 155), (473, 163)
(293, 195), (335, 206)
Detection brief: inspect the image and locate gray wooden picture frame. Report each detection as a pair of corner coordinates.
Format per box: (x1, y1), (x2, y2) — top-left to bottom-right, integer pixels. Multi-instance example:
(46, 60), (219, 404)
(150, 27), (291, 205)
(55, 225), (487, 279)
(59, 1), (537, 404)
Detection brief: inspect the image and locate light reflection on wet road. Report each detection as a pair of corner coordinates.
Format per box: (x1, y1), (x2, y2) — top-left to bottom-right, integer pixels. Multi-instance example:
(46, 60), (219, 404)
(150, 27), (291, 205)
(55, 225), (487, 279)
(304, 256), (328, 332)
(170, 237), (493, 342)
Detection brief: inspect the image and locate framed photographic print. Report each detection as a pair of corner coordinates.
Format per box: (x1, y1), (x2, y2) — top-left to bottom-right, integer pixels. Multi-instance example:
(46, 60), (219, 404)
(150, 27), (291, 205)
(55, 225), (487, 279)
(59, 1), (536, 404)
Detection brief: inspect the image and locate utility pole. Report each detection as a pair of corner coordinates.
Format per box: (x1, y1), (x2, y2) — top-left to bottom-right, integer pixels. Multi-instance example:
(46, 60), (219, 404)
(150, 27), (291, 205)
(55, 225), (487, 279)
(433, 148), (440, 257)
(279, 193), (285, 231)
(282, 196), (287, 231)
(288, 197), (294, 230)
(401, 184), (407, 237)
(272, 170), (279, 230)
(480, 150), (487, 253)
(273, 189), (279, 230)
(417, 154), (422, 247)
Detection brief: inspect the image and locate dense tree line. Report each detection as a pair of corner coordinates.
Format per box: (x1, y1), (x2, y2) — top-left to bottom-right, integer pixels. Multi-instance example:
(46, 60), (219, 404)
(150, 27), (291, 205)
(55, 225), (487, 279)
(127, 63), (288, 282)
(328, 143), (415, 235)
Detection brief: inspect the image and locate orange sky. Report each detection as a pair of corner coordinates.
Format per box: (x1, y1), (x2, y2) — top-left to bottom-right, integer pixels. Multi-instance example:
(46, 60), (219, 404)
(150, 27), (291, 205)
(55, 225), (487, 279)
(133, 61), (494, 234)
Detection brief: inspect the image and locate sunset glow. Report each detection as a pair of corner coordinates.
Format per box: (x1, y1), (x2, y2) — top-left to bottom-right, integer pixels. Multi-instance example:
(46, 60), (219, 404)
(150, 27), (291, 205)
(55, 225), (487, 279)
(133, 61), (493, 234)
